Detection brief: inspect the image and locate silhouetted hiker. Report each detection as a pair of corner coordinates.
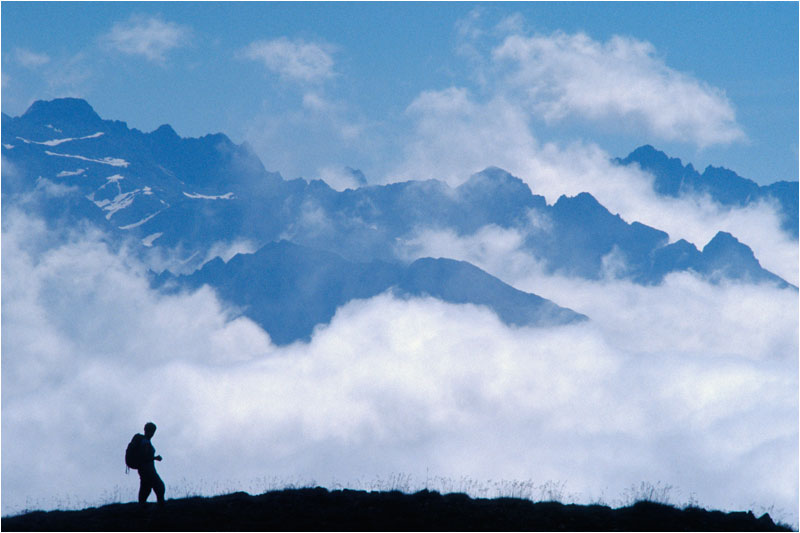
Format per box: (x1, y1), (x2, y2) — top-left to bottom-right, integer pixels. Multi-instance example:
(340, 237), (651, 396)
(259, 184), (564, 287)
(125, 422), (165, 506)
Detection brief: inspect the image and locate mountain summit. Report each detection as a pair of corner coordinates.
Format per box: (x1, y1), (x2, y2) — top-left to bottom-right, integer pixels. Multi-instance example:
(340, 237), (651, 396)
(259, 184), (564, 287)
(617, 145), (798, 237)
(20, 97), (104, 130)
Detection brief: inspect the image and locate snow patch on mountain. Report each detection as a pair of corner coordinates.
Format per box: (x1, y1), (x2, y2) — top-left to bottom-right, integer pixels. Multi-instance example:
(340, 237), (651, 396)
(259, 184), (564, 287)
(183, 191), (235, 200)
(45, 150), (129, 167)
(120, 211), (163, 230)
(56, 168), (86, 177)
(88, 188), (152, 221)
(16, 131), (104, 146)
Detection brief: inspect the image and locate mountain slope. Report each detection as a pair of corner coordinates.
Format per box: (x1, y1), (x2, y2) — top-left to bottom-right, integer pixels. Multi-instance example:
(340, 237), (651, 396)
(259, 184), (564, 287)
(157, 240), (587, 345)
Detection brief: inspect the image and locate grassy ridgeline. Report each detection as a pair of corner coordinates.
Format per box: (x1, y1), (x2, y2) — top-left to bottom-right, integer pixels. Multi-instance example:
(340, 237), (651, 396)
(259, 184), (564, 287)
(2, 487), (791, 532)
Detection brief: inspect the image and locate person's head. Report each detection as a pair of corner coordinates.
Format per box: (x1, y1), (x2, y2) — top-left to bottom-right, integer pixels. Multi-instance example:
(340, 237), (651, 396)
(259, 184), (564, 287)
(144, 422), (157, 438)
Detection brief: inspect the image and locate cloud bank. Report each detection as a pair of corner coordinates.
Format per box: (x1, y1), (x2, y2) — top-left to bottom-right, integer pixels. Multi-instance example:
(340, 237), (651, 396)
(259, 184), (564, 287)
(3, 210), (796, 526)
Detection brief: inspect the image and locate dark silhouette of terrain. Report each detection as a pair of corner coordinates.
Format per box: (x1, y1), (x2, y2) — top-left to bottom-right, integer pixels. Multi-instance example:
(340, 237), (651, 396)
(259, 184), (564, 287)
(2, 487), (790, 531)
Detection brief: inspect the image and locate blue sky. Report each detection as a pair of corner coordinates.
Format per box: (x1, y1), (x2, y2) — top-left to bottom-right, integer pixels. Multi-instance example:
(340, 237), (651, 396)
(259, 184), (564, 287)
(2, 2), (797, 186)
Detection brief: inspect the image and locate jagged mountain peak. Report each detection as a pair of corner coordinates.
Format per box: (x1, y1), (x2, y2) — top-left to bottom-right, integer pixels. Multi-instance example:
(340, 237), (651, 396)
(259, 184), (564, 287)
(623, 144), (664, 161)
(473, 165), (516, 179)
(697, 231), (792, 288)
(701, 164), (747, 184)
(458, 166), (535, 201)
(553, 191), (607, 214)
(620, 144), (674, 166)
(702, 231), (751, 256)
(621, 144), (693, 168)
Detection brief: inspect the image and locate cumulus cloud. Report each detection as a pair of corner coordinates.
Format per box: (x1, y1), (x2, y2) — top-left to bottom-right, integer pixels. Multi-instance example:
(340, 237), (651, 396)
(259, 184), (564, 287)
(241, 37), (335, 84)
(101, 15), (192, 63)
(492, 31), (745, 148)
(3, 210), (797, 527)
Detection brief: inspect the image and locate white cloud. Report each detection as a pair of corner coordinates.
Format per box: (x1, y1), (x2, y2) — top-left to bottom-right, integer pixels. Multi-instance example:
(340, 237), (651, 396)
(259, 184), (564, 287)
(3, 210), (797, 526)
(241, 38), (335, 84)
(494, 13), (525, 35)
(14, 48), (51, 68)
(393, 89), (537, 184)
(316, 166), (366, 192)
(43, 52), (93, 96)
(302, 91), (334, 112)
(492, 32), (745, 148)
(102, 15), (191, 63)
(243, 97), (370, 181)
(202, 239), (259, 265)
(32, 177), (80, 198)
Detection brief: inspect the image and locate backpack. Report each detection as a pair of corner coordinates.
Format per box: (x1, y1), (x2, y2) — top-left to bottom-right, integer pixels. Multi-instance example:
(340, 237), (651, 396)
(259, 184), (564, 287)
(125, 433), (146, 471)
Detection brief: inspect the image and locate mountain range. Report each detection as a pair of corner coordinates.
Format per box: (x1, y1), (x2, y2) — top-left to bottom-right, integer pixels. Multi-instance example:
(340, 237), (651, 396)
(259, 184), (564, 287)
(617, 145), (798, 238)
(3, 98), (795, 344)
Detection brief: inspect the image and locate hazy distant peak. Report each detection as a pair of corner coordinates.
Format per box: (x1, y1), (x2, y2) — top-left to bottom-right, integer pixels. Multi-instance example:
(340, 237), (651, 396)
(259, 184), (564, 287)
(619, 144), (696, 175)
(345, 167), (368, 186)
(151, 123), (180, 139)
(458, 166), (534, 198)
(553, 191), (605, 212)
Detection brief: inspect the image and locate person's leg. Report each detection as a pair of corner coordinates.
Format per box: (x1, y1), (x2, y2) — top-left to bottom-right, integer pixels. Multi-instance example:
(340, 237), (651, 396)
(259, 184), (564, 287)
(138, 473), (153, 504)
(152, 471), (165, 504)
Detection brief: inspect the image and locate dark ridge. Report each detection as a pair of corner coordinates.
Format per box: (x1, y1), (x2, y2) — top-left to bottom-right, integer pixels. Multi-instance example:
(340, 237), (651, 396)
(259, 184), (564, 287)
(161, 240), (587, 345)
(21, 97), (103, 126)
(2, 487), (790, 532)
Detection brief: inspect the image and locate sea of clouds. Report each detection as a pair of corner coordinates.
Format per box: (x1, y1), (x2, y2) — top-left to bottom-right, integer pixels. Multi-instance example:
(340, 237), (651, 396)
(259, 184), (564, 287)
(3, 202), (797, 525)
